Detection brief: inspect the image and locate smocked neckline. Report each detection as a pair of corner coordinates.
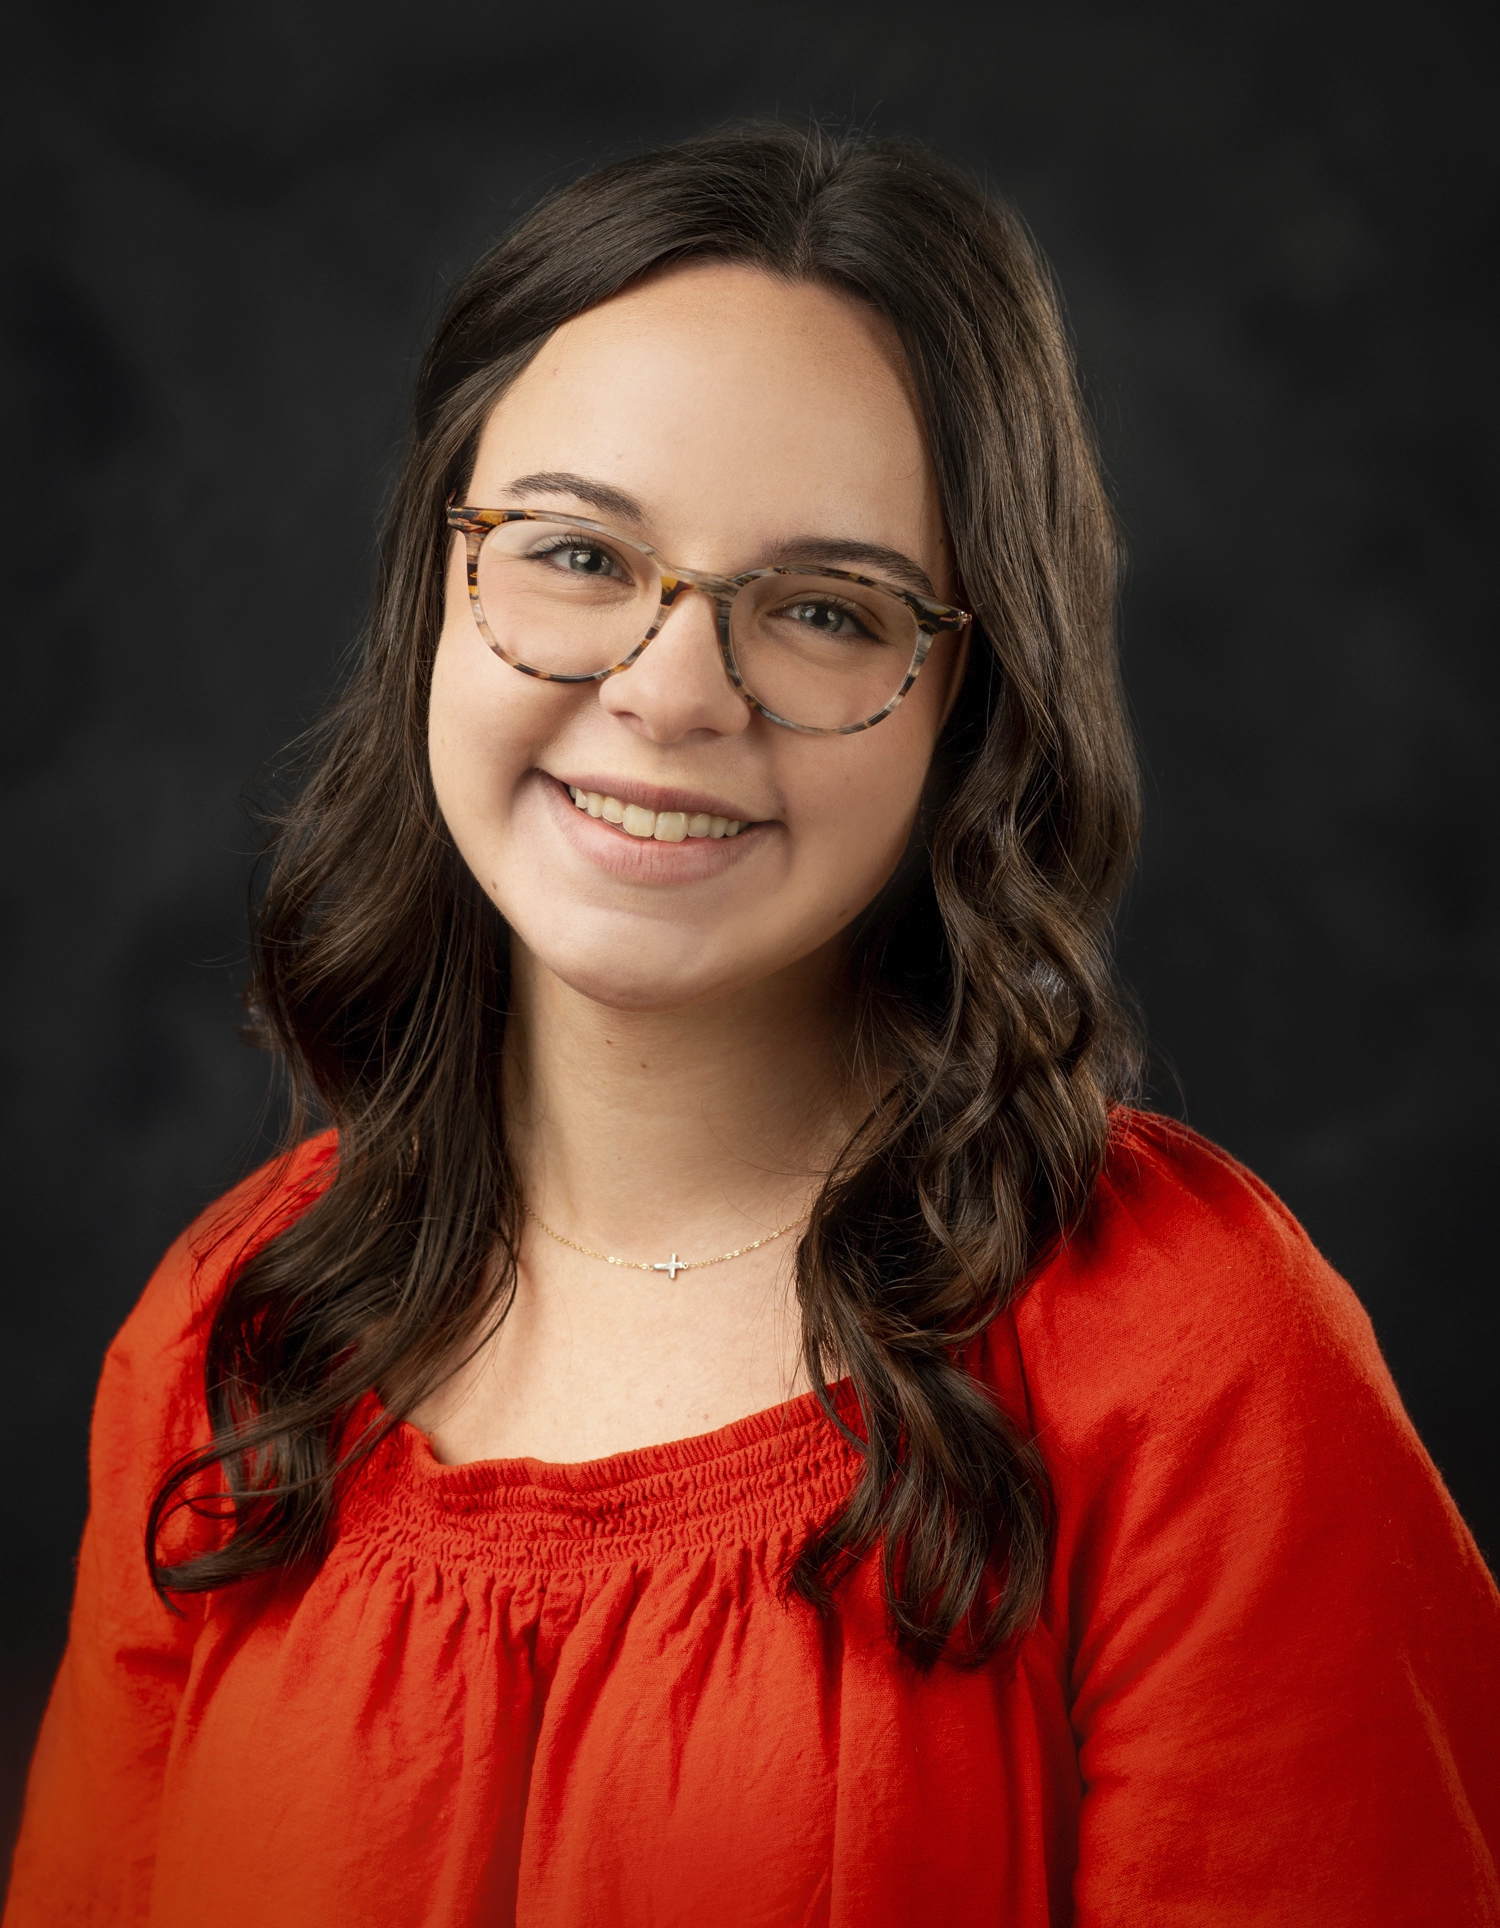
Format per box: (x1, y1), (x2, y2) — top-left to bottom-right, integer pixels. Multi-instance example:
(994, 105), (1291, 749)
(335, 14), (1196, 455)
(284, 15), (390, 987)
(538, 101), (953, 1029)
(340, 1380), (864, 1568)
(394, 1378), (854, 1498)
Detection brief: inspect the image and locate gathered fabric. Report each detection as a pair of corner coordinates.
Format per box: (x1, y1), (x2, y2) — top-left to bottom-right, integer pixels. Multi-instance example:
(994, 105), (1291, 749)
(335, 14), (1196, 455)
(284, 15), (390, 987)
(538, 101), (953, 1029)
(7, 1113), (1499, 1925)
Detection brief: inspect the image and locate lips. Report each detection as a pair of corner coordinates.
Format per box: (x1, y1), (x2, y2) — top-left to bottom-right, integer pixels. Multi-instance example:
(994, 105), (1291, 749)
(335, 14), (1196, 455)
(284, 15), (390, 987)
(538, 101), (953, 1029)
(540, 772), (769, 881)
(565, 786), (746, 842)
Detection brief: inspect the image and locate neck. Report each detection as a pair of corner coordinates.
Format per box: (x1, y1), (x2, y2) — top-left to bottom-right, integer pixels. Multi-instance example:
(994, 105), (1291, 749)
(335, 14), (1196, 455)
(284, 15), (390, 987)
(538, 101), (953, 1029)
(505, 938), (859, 1255)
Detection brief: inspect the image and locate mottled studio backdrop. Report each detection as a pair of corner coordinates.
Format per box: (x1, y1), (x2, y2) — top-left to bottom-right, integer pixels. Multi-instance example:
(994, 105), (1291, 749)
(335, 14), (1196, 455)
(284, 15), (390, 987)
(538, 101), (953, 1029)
(3, 0), (1496, 1848)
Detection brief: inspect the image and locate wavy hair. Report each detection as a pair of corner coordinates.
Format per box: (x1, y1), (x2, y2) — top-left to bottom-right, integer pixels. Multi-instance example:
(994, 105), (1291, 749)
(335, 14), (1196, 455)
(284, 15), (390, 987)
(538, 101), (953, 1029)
(150, 121), (1141, 1667)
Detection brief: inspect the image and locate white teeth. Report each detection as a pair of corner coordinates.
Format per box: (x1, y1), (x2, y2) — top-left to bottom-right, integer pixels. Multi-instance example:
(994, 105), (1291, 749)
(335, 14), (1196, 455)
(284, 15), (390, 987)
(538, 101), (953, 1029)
(566, 784), (746, 842)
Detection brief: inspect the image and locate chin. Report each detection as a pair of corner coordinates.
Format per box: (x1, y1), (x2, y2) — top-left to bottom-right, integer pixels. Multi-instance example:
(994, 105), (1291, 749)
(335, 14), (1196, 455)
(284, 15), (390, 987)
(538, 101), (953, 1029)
(522, 923), (754, 1014)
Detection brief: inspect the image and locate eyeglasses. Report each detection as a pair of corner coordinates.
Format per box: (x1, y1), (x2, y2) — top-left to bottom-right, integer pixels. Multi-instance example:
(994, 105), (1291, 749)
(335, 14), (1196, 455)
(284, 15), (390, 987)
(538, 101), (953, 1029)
(446, 507), (970, 735)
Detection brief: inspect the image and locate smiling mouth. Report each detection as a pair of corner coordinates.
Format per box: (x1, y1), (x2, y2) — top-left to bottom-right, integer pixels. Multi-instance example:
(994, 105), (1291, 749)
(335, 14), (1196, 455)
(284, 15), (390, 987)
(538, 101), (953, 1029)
(565, 785), (749, 842)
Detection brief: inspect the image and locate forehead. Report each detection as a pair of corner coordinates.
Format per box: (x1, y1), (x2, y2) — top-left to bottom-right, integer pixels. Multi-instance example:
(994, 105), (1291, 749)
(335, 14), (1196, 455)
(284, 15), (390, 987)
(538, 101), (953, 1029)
(467, 263), (942, 562)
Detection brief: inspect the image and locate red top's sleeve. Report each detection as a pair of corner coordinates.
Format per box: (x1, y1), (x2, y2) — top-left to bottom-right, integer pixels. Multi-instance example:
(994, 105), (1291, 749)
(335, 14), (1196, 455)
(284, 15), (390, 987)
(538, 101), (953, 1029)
(4, 1139), (336, 1926)
(1019, 1113), (1500, 1926)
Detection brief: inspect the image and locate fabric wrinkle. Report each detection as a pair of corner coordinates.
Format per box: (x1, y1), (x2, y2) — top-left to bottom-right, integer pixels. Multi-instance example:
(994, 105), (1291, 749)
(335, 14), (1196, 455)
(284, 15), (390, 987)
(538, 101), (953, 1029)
(6, 1113), (1498, 1928)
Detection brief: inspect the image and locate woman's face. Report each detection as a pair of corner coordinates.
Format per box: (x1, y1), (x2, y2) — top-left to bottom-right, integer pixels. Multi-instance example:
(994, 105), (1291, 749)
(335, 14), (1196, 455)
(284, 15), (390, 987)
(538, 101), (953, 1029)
(429, 262), (966, 1013)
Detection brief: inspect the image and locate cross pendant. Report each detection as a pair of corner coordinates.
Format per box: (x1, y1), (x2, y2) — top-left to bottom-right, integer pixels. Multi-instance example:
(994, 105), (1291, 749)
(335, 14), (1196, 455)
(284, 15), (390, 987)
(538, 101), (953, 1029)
(653, 1254), (684, 1279)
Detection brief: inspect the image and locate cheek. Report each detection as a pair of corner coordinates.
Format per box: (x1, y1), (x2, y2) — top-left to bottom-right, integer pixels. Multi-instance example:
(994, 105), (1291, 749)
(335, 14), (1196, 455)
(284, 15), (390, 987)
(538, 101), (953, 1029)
(428, 626), (501, 820)
(808, 642), (965, 893)
(783, 711), (940, 915)
(431, 541), (528, 812)
(427, 619), (561, 837)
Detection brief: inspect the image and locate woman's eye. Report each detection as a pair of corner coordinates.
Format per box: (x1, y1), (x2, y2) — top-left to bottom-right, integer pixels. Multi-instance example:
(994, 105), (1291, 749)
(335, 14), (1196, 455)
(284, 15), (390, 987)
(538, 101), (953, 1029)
(534, 538), (626, 579)
(781, 599), (872, 640)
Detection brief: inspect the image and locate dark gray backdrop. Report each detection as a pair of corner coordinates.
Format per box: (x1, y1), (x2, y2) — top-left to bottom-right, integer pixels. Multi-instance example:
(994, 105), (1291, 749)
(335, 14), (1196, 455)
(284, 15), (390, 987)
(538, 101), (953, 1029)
(4, 0), (1496, 1852)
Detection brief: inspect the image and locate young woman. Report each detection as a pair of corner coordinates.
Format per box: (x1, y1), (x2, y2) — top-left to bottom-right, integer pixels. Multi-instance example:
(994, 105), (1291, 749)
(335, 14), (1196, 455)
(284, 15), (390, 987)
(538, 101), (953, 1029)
(7, 124), (1497, 1927)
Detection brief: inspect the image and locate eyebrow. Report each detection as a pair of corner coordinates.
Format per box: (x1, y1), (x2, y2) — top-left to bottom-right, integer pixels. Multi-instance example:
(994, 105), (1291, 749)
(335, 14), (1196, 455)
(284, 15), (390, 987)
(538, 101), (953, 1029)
(770, 537), (937, 601)
(502, 471), (647, 525)
(500, 472), (939, 602)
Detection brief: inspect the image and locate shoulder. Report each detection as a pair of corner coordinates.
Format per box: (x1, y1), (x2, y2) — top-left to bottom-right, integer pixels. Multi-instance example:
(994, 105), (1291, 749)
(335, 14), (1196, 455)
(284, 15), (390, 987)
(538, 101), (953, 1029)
(1011, 1107), (1391, 1428)
(98, 1133), (339, 1461)
(1005, 1104), (1496, 1629)
(1005, 1129), (1500, 1917)
(68, 1133), (339, 1601)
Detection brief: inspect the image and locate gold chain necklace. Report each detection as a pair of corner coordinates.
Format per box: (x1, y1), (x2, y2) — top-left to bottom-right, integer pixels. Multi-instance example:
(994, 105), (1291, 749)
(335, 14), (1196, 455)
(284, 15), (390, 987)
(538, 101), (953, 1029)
(526, 1208), (804, 1280)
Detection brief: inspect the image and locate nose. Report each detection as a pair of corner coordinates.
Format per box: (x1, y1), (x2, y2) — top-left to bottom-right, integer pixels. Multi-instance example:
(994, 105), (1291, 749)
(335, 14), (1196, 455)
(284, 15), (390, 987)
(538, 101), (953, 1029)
(597, 585), (751, 744)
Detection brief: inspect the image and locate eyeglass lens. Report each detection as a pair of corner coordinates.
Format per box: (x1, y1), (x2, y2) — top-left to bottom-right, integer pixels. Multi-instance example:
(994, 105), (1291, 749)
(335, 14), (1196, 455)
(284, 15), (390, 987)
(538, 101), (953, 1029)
(474, 519), (922, 731)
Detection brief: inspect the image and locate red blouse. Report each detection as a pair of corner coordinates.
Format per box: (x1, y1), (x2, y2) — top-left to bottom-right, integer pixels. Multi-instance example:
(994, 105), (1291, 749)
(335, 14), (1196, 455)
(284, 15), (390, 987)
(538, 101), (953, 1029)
(6, 1113), (1498, 1925)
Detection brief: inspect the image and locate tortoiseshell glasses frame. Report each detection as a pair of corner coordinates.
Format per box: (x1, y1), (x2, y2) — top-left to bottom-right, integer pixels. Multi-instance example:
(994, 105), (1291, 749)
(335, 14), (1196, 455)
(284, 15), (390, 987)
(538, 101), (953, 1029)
(446, 506), (971, 737)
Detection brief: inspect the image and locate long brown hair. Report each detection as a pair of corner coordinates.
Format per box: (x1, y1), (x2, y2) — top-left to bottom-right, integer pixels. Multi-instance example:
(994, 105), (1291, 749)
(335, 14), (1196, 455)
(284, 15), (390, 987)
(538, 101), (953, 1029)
(151, 121), (1140, 1667)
